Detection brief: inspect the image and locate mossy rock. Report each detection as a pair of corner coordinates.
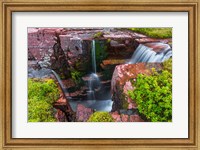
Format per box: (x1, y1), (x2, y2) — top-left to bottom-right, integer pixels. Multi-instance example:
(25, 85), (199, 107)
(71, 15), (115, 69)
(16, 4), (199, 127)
(87, 112), (114, 122)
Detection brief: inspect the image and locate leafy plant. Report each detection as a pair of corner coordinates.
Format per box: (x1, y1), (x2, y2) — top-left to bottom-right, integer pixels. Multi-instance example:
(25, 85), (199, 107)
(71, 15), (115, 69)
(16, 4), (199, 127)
(129, 28), (172, 38)
(128, 64), (172, 122)
(70, 69), (83, 85)
(87, 112), (114, 122)
(28, 79), (59, 122)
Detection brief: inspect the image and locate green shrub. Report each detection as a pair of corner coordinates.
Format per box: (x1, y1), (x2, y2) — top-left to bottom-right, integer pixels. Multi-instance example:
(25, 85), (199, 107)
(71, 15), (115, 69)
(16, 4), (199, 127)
(87, 112), (114, 122)
(128, 65), (172, 122)
(129, 28), (172, 38)
(28, 78), (60, 122)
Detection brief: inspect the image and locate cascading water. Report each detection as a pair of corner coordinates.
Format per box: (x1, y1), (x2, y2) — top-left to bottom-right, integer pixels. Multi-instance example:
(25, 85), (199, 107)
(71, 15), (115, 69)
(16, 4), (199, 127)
(68, 39), (112, 112)
(87, 40), (101, 100)
(128, 43), (172, 64)
(91, 40), (97, 74)
(51, 70), (74, 121)
(51, 70), (69, 96)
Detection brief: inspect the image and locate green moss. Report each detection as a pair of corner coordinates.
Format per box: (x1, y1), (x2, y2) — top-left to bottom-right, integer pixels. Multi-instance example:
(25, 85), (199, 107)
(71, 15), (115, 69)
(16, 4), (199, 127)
(70, 68), (84, 85)
(107, 38), (111, 43)
(128, 64), (172, 122)
(28, 78), (60, 122)
(87, 112), (114, 122)
(129, 28), (172, 38)
(93, 32), (104, 38)
(163, 58), (172, 73)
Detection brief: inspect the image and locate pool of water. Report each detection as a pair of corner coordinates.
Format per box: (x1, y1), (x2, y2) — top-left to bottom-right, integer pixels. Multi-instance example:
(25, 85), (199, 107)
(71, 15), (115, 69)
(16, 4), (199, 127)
(69, 99), (113, 112)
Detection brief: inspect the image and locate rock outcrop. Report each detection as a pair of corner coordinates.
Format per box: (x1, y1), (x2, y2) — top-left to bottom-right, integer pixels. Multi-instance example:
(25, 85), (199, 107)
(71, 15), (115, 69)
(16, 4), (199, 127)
(76, 104), (94, 122)
(28, 28), (171, 79)
(110, 111), (144, 122)
(111, 63), (163, 111)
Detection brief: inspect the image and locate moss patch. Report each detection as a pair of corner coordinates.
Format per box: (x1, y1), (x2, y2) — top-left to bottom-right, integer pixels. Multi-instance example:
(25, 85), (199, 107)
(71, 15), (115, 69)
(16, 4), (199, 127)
(28, 78), (60, 122)
(87, 112), (114, 122)
(129, 28), (172, 38)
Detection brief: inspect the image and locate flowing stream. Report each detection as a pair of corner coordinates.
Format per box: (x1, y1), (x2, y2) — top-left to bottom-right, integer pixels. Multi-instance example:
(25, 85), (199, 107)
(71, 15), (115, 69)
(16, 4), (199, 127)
(83, 40), (112, 111)
(128, 43), (172, 64)
(52, 40), (113, 112)
(51, 70), (69, 95)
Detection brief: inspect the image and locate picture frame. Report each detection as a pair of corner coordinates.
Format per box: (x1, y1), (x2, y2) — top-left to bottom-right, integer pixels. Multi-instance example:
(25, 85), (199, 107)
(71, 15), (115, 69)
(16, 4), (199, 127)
(0, 0), (199, 149)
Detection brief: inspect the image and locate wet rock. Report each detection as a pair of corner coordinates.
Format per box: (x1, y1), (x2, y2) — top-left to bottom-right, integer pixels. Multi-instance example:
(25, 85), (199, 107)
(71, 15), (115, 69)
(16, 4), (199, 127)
(143, 42), (171, 53)
(53, 96), (76, 122)
(55, 109), (66, 122)
(126, 109), (135, 115)
(135, 37), (171, 44)
(119, 109), (127, 114)
(76, 104), (93, 122)
(50, 42), (70, 78)
(28, 68), (53, 78)
(28, 60), (41, 70)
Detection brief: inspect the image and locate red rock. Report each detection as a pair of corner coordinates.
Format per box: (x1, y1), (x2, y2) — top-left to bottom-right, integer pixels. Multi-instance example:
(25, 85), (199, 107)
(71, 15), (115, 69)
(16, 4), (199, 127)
(110, 111), (121, 122)
(28, 28), (57, 66)
(111, 63), (162, 111)
(59, 35), (72, 52)
(129, 115), (144, 122)
(55, 109), (66, 122)
(121, 114), (129, 122)
(76, 104), (93, 122)
(144, 42), (171, 53)
(135, 38), (171, 44)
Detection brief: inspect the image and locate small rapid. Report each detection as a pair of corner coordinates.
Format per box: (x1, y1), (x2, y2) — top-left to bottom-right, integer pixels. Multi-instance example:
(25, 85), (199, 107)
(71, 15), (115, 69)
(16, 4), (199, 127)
(128, 43), (172, 64)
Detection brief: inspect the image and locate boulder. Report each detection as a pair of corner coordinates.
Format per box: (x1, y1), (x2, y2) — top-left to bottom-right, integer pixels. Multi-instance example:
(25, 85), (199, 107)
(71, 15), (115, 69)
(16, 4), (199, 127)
(28, 28), (59, 63)
(111, 63), (162, 111)
(76, 104), (93, 122)
(28, 28), (70, 78)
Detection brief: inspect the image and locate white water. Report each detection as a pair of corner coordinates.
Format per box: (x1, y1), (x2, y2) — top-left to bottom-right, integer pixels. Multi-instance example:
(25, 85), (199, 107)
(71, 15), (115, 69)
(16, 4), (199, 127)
(87, 41), (101, 100)
(91, 40), (97, 73)
(128, 43), (172, 64)
(51, 70), (69, 95)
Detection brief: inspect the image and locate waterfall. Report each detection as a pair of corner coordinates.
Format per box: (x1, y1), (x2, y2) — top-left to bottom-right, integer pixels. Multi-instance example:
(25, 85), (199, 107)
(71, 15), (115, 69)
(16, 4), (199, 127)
(91, 40), (97, 73)
(87, 40), (101, 100)
(51, 70), (74, 119)
(51, 70), (69, 96)
(128, 43), (172, 64)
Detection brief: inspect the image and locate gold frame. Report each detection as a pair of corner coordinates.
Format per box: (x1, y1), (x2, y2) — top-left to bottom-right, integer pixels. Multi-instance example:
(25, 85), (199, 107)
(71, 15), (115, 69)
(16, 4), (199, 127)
(0, 0), (199, 149)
